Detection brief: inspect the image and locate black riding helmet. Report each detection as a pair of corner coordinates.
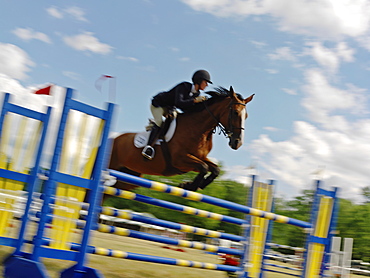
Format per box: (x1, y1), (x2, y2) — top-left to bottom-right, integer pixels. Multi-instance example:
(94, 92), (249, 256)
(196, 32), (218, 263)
(192, 70), (213, 85)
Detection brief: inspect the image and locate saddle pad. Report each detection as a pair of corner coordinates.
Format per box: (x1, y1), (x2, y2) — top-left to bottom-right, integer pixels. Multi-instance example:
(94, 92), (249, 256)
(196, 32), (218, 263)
(134, 119), (176, 148)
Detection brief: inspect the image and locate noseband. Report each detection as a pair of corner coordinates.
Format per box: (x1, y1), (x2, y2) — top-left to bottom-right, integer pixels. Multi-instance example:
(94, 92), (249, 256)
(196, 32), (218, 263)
(204, 100), (246, 138)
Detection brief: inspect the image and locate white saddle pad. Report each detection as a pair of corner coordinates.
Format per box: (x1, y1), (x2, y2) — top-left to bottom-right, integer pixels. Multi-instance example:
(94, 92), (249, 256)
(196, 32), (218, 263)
(134, 119), (176, 148)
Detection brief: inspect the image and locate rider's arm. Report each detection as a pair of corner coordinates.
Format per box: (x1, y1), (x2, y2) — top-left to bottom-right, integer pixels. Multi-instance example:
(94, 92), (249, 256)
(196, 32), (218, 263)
(174, 82), (198, 109)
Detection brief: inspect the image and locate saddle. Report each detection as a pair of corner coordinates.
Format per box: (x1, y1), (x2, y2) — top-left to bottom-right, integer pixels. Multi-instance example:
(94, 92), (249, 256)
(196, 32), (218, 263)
(134, 113), (176, 148)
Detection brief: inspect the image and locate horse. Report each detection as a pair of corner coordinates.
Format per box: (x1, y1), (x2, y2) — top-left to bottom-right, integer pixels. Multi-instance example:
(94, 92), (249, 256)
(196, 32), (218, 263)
(108, 86), (254, 193)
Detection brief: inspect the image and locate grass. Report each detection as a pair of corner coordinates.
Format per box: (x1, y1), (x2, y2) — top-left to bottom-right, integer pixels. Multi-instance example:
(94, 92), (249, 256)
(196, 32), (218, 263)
(0, 230), (229, 278)
(0, 229), (367, 278)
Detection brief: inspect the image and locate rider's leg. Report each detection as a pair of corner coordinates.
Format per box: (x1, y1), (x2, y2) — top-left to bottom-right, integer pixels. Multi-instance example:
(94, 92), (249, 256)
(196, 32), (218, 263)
(151, 105), (165, 127)
(142, 124), (161, 159)
(142, 105), (165, 160)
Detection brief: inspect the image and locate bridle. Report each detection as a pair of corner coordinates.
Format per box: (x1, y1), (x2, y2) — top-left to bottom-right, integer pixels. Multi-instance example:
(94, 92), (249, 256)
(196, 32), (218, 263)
(204, 99), (246, 138)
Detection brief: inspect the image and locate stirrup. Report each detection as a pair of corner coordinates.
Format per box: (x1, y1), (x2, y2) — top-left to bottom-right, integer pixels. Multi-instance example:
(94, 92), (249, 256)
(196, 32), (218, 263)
(142, 145), (155, 160)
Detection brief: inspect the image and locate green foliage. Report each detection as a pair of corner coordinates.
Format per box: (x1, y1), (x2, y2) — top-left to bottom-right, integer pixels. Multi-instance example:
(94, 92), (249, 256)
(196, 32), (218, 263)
(272, 190), (314, 248)
(336, 199), (370, 261)
(362, 186), (370, 202)
(272, 189), (370, 262)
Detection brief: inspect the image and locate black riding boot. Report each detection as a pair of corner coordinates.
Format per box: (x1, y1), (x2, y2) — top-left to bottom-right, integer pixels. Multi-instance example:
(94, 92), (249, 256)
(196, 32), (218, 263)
(142, 124), (161, 160)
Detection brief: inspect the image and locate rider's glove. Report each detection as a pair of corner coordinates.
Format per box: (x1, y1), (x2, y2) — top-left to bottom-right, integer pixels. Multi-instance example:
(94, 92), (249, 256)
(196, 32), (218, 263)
(194, 96), (207, 103)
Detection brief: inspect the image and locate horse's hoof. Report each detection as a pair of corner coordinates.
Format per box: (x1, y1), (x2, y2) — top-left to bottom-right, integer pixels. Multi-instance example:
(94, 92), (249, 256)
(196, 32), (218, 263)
(178, 183), (186, 189)
(179, 182), (197, 191)
(178, 182), (188, 189)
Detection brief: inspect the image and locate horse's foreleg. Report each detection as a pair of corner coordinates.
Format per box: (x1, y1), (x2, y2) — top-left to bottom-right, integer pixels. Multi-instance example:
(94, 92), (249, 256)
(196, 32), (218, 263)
(176, 154), (209, 191)
(189, 169), (208, 191)
(198, 159), (220, 190)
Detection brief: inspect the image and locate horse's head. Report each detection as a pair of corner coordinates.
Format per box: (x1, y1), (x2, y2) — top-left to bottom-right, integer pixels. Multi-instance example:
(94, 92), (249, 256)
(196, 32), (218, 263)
(221, 86), (254, 150)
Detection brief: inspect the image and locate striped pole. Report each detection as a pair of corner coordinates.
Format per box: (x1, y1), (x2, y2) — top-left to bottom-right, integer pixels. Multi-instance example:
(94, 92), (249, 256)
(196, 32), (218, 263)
(103, 187), (245, 225)
(108, 170), (311, 229)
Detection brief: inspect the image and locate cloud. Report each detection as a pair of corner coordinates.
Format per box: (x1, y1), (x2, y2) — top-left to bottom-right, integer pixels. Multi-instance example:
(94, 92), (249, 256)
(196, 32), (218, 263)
(179, 57), (190, 62)
(304, 42), (355, 74)
(357, 35), (370, 51)
(222, 165), (254, 185)
(116, 56), (139, 62)
(0, 73), (28, 95)
(246, 64), (369, 201)
(181, 0), (370, 39)
(265, 69), (278, 74)
(282, 88), (297, 95)
(268, 46), (297, 62)
(62, 71), (80, 80)
(63, 32), (113, 55)
(251, 40), (267, 48)
(0, 43), (35, 80)
(46, 6), (63, 19)
(301, 69), (367, 125)
(263, 126), (279, 132)
(12, 28), (52, 44)
(250, 117), (370, 201)
(64, 6), (88, 22)
(47, 6), (88, 22)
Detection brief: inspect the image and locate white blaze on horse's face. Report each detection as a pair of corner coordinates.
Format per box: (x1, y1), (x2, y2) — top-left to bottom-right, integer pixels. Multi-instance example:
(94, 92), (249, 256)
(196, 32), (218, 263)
(228, 101), (247, 150)
(228, 104), (246, 150)
(225, 88), (254, 150)
(239, 108), (246, 148)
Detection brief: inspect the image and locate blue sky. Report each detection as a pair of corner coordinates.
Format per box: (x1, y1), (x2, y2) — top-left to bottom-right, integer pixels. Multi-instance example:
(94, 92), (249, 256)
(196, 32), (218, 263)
(1, 0), (370, 201)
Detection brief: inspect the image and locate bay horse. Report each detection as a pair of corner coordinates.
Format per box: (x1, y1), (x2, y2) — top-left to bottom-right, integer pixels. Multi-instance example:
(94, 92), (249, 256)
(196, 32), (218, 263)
(108, 86), (254, 192)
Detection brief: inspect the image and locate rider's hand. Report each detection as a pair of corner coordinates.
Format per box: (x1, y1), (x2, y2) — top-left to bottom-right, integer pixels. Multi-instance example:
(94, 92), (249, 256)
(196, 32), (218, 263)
(194, 96), (207, 103)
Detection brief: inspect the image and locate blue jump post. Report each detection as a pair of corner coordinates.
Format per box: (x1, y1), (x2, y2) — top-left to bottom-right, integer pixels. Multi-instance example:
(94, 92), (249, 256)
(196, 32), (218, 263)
(0, 93), (51, 276)
(1, 88), (116, 278)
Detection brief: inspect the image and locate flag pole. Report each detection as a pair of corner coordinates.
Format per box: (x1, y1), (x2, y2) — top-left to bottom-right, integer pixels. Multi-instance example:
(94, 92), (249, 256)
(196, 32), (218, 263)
(95, 75), (116, 103)
(109, 76), (116, 103)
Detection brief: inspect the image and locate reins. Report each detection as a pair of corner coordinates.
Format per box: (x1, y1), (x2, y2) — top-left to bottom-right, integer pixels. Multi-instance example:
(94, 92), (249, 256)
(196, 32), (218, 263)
(203, 98), (245, 138)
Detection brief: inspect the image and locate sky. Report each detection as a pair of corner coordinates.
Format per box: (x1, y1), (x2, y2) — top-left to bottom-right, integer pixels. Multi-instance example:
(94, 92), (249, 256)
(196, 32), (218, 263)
(1, 0), (370, 202)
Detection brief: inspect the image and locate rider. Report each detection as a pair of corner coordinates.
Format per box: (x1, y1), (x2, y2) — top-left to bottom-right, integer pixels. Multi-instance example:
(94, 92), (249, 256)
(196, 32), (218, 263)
(142, 69), (212, 160)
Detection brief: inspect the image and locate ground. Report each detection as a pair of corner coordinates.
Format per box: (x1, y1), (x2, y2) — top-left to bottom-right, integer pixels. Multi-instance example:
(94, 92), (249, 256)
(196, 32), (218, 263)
(0, 230), (366, 278)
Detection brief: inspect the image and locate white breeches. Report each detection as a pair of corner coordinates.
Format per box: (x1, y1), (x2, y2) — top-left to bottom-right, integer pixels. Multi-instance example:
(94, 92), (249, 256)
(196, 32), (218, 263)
(150, 105), (166, 127)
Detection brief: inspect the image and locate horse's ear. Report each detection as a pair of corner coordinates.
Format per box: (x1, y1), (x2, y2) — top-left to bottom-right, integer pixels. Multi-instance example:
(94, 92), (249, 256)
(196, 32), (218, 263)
(229, 86), (234, 96)
(244, 94), (255, 104)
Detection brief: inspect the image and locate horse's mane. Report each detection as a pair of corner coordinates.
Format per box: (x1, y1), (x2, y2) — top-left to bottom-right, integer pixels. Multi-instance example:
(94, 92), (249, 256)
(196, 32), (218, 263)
(182, 86), (243, 114)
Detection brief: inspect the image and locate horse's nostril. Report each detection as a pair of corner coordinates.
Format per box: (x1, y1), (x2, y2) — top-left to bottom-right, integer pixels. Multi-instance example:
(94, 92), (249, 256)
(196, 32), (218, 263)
(235, 139), (240, 148)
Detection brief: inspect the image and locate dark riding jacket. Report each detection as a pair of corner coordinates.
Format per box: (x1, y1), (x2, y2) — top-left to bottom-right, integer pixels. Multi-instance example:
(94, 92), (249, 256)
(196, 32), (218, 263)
(151, 82), (200, 111)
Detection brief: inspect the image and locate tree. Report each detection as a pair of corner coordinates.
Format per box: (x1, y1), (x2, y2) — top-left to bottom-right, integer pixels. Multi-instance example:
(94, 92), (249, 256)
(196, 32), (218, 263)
(272, 190), (314, 248)
(362, 186), (370, 203)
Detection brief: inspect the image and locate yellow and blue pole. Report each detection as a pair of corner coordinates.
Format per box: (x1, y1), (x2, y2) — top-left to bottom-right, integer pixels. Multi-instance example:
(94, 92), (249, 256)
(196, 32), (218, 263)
(259, 179), (275, 278)
(302, 180), (338, 278)
(65, 101), (115, 278)
(108, 171), (312, 229)
(239, 174), (257, 278)
(244, 179), (274, 278)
